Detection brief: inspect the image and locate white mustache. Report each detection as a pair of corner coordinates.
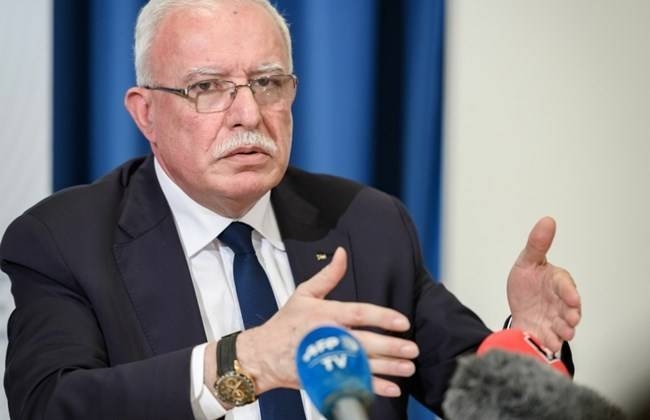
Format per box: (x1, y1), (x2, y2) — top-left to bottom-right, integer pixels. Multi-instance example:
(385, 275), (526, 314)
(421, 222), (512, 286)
(213, 131), (278, 159)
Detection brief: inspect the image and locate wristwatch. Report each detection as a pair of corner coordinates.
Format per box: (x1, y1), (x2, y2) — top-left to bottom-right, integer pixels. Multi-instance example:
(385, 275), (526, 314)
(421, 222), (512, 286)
(214, 331), (257, 407)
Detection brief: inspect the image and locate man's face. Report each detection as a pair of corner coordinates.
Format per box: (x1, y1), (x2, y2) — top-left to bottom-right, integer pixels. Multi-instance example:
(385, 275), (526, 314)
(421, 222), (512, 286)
(141, 2), (294, 217)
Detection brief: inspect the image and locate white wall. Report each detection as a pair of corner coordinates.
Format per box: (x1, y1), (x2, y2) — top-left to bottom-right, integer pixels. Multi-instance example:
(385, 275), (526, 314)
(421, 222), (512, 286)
(0, 1), (52, 418)
(443, 0), (650, 414)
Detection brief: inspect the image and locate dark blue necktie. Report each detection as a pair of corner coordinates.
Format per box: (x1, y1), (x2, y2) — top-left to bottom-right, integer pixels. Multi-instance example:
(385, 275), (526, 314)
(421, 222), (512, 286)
(219, 222), (307, 420)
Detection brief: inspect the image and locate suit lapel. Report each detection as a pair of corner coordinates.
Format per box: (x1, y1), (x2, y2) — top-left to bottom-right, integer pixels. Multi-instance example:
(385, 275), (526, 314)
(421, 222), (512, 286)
(271, 172), (357, 302)
(112, 159), (360, 355)
(113, 157), (206, 355)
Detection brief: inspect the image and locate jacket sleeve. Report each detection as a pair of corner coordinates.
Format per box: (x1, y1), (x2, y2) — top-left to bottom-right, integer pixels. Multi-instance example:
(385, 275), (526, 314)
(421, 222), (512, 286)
(387, 198), (492, 414)
(1, 212), (195, 420)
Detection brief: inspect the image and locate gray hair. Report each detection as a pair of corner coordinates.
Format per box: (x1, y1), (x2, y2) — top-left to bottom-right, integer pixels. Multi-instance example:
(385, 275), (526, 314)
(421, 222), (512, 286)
(133, 0), (293, 86)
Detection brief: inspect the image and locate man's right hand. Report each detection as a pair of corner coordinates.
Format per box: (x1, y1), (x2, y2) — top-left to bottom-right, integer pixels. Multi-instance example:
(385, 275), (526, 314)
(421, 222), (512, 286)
(236, 247), (419, 398)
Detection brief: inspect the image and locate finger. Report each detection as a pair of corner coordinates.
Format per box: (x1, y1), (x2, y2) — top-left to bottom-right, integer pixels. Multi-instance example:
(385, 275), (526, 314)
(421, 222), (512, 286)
(553, 270), (581, 309)
(328, 301), (411, 332)
(552, 317), (576, 342)
(372, 376), (402, 398)
(561, 306), (582, 328)
(351, 330), (419, 359)
(516, 216), (556, 267)
(368, 357), (416, 378)
(296, 247), (347, 299)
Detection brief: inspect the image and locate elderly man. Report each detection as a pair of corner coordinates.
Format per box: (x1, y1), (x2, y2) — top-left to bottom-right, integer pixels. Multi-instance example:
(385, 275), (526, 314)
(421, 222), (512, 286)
(0, 0), (581, 419)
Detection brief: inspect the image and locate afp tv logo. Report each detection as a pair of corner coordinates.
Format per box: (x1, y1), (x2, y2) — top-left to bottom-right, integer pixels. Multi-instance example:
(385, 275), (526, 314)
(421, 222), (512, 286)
(300, 329), (362, 372)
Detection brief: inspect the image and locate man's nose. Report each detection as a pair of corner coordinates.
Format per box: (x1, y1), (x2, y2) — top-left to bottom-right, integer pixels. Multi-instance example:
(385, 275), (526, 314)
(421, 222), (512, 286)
(224, 85), (262, 129)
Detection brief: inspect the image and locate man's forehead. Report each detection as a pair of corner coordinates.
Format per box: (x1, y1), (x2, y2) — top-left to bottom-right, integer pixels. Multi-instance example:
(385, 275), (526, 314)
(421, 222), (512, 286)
(160, 1), (278, 33)
(152, 3), (290, 82)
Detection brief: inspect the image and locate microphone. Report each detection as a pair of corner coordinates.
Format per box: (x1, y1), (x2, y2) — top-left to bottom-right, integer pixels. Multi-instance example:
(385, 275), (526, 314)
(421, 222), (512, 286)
(296, 326), (374, 420)
(476, 329), (570, 376)
(443, 332), (626, 420)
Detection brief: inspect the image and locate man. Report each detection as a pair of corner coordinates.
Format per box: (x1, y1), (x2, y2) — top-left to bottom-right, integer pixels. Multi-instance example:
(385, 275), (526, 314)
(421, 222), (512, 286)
(0, 0), (581, 419)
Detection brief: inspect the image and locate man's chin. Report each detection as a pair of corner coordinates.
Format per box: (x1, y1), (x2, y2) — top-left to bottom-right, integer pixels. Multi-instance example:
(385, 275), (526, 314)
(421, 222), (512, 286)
(218, 172), (280, 199)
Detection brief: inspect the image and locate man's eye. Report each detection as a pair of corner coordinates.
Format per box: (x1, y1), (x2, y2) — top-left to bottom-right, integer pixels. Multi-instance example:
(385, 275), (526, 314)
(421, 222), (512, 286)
(255, 77), (281, 89)
(191, 80), (230, 94)
(195, 81), (216, 92)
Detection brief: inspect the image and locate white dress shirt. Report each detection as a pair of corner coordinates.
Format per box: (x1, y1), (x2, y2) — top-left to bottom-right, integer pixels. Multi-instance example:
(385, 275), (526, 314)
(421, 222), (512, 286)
(154, 160), (324, 420)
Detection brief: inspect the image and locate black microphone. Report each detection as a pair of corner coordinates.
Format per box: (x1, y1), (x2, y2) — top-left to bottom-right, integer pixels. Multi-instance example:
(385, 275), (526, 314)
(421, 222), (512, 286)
(443, 349), (626, 420)
(296, 326), (374, 420)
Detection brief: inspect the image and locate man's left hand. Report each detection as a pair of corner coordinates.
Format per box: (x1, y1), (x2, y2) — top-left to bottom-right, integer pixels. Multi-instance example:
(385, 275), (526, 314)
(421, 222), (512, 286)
(507, 216), (582, 353)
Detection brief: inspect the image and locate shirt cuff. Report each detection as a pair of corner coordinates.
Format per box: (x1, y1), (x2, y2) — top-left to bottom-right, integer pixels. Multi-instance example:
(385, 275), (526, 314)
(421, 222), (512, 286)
(190, 343), (229, 420)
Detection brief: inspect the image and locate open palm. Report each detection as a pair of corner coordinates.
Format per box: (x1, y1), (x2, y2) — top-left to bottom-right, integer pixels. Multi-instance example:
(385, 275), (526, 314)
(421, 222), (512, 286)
(507, 217), (582, 353)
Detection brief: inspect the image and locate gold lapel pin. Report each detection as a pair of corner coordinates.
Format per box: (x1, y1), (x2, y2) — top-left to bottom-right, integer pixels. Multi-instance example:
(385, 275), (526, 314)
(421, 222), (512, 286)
(315, 253), (328, 261)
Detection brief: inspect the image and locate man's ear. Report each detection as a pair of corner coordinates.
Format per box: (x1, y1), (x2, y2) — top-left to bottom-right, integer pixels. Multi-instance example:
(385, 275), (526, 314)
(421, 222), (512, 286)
(124, 87), (156, 143)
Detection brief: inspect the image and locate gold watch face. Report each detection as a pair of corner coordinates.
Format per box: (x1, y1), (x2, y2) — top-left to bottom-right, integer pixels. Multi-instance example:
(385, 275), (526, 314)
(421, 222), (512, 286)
(215, 372), (256, 406)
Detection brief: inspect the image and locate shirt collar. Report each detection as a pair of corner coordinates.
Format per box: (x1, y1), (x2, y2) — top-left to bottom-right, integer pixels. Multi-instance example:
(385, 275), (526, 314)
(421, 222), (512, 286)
(154, 158), (285, 257)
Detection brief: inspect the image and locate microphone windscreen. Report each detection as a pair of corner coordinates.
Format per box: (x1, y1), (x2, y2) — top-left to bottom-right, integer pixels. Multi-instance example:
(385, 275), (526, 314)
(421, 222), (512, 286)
(296, 326), (374, 417)
(443, 350), (626, 420)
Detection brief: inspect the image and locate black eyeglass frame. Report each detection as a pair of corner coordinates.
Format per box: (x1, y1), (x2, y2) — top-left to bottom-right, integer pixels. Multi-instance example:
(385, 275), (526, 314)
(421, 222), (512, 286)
(143, 74), (298, 113)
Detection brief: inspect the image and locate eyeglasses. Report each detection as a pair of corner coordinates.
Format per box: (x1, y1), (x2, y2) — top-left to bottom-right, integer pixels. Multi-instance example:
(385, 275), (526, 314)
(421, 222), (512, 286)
(143, 74), (297, 113)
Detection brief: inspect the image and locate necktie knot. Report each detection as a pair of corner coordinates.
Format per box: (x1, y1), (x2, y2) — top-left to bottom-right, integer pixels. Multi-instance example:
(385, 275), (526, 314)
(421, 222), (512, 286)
(218, 222), (255, 255)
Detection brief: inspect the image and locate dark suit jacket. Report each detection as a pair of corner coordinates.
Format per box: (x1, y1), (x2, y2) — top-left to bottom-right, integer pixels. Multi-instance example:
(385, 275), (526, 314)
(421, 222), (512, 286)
(1, 155), (491, 419)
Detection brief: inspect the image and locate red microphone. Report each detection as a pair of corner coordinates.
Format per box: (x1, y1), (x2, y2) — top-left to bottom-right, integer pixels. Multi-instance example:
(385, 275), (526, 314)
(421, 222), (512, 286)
(477, 329), (570, 377)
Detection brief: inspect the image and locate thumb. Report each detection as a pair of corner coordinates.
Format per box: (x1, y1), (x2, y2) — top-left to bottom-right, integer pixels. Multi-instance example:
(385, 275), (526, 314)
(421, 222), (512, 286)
(517, 216), (556, 267)
(296, 247), (348, 299)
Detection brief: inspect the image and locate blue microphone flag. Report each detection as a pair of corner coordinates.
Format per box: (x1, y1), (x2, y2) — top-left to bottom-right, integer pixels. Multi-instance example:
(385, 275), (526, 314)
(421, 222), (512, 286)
(296, 326), (374, 417)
